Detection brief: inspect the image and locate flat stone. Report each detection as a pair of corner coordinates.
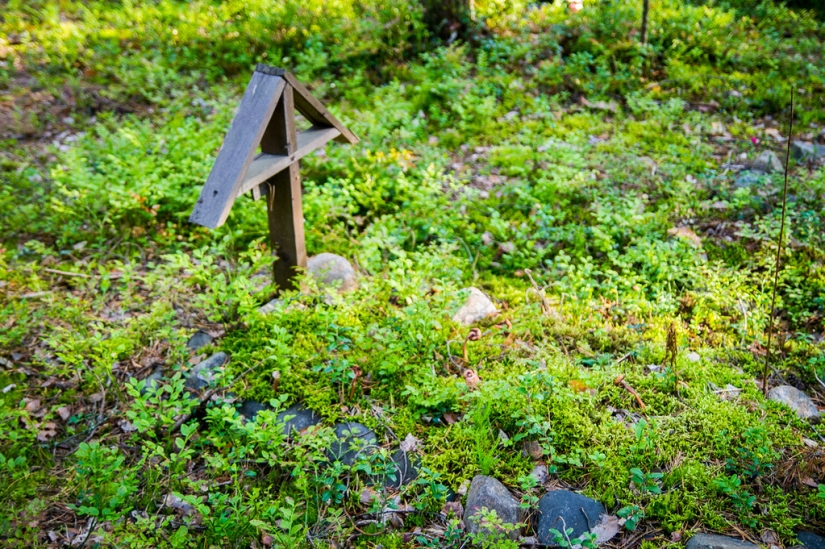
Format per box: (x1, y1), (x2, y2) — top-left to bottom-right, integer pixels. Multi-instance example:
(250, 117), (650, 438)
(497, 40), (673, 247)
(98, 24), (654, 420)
(307, 253), (357, 292)
(734, 170), (766, 188)
(278, 404), (322, 438)
(797, 531), (825, 549)
(258, 298), (284, 315)
(768, 385), (820, 420)
(238, 400), (269, 422)
(792, 141), (825, 161)
(327, 422), (377, 465)
(537, 490), (605, 545)
(138, 367), (164, 396)
(184, 352), (227, 391)
(463, 475), (522, 541)
(753, 150), (784, 173)
(686, 533), (759, 549)
(383, 449), (420, 489)
(187, 330), (213, 352)
(451, 287), (498, 325)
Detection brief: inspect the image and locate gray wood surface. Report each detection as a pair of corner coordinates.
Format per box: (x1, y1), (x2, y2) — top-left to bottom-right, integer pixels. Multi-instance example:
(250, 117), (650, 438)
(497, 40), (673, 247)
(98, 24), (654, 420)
(264, 85), (307, 292)
(189, 72), (285, 228)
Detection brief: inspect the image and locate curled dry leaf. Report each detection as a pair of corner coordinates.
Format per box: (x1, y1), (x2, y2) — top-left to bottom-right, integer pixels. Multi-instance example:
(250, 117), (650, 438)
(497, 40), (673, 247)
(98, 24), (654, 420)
(37, 422), (58, 442)
(591, 514), (621, 544)
(399, 433), (421, 453)
(56, 405), (71, 421)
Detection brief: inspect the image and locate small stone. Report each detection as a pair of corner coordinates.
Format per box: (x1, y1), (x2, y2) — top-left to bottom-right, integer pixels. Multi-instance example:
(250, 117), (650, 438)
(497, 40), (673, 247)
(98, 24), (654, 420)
(307, 253), (358, 292)
(753, 150), (785, 173)
(184, 352), (227, 391)
(187, 330), (213, 352)
(792, 141), (825, 161)
(258, 298), (283, 315)
(327, 422), (377, 465)
(451, 287), (498, 326)
(383, 449), (420, 489)
(687, 352), (701, 363)
(537, 490), (605, 545)
(768, 385), (820, 420)
(797, 531), (825, 549)
(530, 464), (548, 484)
(463, 475), (523, 541)
(686, 533), (759, 549)
(277, 404), (322, 438)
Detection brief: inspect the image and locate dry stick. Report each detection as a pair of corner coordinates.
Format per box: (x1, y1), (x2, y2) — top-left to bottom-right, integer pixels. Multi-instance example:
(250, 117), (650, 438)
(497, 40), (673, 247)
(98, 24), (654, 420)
(762, 88), (795, 398)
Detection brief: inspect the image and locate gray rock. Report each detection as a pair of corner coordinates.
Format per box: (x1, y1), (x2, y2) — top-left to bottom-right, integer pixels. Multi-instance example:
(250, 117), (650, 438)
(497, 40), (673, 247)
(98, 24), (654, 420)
(184, 352), (227, 391)
(258, 298), (284, 315)
(792, 141), (825, 161)
(537, 490), (605, 545)
(797, 531), (825, 549)
(686, 533), (758, 549)
(307, 253), (357, 292)
(383, 450), (420, 489)
(278, 404), (321, 438)
(463, 475), (523, 541)
(137, 367), (164, 396)
(451, 287), (498, 325)
(734, 170), (766, 188)
(753, 150), (785, 173)
(238, 400), (269, 422)
(187, 330), (213, 352)
(327, 422), (377, 465)
(768, 385), (820, 420)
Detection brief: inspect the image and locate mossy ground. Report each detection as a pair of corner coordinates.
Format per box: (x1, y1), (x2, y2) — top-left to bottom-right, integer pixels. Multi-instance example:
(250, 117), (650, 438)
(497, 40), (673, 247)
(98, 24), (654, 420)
(1, 0), (825, 547)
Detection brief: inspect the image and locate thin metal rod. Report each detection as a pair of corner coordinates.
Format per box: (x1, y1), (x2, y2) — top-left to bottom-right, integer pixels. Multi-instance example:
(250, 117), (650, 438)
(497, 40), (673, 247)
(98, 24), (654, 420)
(762, 87), (795, 398)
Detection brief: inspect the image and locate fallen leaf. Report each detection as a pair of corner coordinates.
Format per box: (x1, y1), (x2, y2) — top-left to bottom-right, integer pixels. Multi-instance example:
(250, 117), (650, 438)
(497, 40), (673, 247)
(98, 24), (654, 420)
(56, 405), (72, 421)
(399, 433), (421, 453)
(37, 422), (58, 442)
(569, 379), (588, 393)
(800, 476), (819, 488)
(591, 514), (621, 544)
(668, 226), (702, 248)
(360, 487), (379, 505)
(442, 411), (459, 425)
(88, 392), (104, 403)
(118, 419), (137, 433)
(24, 398), (41, 413)
(524, 440), (543, 460)
(441, 501), (464, 518)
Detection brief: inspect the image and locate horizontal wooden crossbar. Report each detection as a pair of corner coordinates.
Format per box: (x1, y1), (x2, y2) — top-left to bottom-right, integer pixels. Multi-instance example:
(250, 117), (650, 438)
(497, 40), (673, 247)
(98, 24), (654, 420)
(237, 126), (341, 198)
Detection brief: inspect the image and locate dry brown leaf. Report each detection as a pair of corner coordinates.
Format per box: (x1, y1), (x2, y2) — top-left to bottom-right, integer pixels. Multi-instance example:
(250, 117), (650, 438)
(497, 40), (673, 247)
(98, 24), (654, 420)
(37, 422), (58, 442)
(668, 226), (702, 248)
(56, 405), (72, 421)
(591, 514), (621, 544)
(399, 433), (421, 453)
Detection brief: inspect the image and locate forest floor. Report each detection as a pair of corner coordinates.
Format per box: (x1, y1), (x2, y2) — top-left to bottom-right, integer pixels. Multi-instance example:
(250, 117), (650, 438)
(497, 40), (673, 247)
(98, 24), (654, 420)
(2, 1), (825, 548)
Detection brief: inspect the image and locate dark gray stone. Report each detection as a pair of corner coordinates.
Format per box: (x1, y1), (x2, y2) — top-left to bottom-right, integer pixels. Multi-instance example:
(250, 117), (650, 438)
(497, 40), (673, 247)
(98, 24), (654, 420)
(238, 400), (269, 422)
(686, 533), (758, 549)
(187, 330), (213, 352)
(768, 385), (820, 420)
(463, 475), (522, 541)
(537, 490), (605, 545)
(184, 352), (227, 391)
(798, 531), (825, 549)
(277, 404), (321, 438)
(383, 450), (420, 489)
(307, 253), (357, 292)
(792, 141), (825, 161)
(138, 367), (164, 396)
(327, 422), (377, 465)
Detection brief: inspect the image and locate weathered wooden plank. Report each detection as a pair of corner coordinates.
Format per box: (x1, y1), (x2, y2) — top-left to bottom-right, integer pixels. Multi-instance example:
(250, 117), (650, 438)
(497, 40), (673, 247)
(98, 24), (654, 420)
(239, 126), (341, 199)
(189, 72), (285, 228)
(283, 71), (359, 145)
(264, 85), (307, 292)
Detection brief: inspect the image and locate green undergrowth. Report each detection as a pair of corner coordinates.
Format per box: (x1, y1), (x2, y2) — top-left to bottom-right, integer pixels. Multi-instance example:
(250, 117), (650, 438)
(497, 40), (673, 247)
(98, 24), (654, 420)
(2, 0), (825, 547)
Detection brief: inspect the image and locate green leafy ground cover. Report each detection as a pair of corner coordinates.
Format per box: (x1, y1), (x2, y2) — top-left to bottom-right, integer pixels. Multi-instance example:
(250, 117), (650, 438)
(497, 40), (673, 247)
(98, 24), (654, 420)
(1, 0), (825, 547)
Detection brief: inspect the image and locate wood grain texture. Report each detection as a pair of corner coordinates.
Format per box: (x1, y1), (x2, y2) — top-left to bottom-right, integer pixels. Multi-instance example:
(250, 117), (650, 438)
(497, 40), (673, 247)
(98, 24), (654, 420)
(189, 72), (285, 228)
(239, 126), (341, 199)
(264, 85), (307, 292)
(284, 72), (359, 145)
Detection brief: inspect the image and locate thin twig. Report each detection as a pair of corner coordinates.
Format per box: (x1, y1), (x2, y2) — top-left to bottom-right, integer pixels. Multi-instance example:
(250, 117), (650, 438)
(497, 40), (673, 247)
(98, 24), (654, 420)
(762, 88), (795, 398)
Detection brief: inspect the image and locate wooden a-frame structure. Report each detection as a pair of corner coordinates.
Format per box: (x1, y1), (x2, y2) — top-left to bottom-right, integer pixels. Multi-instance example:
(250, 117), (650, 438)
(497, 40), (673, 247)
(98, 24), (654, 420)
(190, 64), (358, 291)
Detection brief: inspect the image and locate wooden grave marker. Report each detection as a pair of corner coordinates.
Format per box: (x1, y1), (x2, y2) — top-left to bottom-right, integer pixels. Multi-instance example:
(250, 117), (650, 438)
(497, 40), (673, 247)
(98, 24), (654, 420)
(190, 65), (358, 292)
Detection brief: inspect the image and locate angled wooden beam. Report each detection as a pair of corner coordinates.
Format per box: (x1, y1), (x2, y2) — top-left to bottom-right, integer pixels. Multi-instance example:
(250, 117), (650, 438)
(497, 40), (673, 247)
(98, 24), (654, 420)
(190, 71), (285, 228)
(282, 70), (359, 145)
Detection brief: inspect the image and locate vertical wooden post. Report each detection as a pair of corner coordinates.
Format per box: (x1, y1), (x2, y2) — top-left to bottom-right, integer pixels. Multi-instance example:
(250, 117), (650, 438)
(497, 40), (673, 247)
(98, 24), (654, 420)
(261, 85), (306, 292)
(641, 0), (650, 45)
